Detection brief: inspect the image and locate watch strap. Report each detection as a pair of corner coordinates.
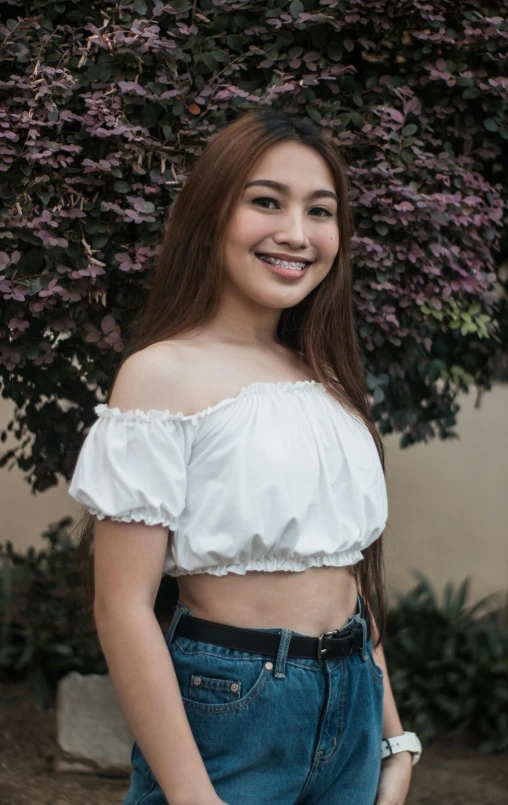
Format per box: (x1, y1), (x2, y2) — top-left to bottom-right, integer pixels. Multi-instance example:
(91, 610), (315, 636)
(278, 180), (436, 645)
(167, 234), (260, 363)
(381, 731), (422, 765)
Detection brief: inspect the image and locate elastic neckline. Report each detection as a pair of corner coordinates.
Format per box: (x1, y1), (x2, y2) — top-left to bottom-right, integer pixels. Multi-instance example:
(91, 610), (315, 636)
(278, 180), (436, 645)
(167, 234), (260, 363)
(94, 379), (327, 423)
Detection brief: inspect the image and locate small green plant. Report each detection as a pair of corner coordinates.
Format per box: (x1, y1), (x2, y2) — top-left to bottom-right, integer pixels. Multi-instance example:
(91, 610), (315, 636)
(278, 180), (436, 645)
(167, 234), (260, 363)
(0, 516), (106, 709)
(384, 571), (508, 753)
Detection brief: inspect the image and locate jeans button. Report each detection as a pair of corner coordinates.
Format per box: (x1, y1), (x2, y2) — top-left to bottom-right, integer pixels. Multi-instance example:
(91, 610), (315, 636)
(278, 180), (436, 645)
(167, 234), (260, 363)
(265, 661), (273, 670)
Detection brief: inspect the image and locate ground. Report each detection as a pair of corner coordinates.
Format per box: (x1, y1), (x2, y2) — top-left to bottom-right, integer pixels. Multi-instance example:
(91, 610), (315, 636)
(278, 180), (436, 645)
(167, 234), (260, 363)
(0, 682), (506, 804)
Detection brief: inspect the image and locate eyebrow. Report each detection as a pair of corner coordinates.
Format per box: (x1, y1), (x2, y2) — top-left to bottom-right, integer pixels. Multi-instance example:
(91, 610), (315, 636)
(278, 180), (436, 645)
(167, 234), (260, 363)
(244, 179), (338, 203)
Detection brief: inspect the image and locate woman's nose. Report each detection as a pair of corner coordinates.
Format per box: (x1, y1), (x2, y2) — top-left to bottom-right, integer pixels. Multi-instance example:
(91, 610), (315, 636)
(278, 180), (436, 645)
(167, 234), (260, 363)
(274, 212), (309, 247)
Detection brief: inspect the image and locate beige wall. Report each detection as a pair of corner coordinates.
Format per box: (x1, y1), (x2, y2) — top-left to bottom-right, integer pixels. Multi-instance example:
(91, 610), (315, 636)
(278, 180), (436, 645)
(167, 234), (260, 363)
(382, 381), (508, 605)
(0, 399), (83, 554)
(1, 384), (507, 605)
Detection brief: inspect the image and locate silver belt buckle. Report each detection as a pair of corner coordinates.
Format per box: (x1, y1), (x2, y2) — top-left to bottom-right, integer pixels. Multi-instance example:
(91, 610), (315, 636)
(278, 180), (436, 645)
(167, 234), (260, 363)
(317, 629), (339, 664)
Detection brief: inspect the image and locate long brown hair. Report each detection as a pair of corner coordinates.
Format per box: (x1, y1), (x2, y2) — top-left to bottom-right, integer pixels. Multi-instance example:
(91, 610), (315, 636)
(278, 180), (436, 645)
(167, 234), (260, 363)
(72, 105), (387, 645)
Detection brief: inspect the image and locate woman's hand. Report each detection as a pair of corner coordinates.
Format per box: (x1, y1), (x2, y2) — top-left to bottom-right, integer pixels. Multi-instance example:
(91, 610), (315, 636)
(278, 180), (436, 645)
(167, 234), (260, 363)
(375, 751), (413, 805)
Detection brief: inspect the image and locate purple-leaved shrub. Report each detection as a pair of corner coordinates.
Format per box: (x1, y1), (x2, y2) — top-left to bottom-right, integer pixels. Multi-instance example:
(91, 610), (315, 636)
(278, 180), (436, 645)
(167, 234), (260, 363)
(0, 0), (506, 491)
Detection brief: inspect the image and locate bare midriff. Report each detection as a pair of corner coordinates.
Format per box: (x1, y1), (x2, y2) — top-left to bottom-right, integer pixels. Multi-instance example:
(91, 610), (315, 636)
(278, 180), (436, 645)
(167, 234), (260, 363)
(177, 565), (358, 638)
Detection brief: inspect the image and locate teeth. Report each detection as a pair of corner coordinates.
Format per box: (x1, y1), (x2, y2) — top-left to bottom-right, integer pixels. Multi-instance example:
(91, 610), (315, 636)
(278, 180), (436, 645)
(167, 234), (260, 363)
(258, 255), (308, 270)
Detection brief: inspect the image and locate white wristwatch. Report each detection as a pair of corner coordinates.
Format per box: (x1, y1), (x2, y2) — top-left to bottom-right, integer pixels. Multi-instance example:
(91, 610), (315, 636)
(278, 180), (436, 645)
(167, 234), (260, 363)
(381, 731), (422, 765)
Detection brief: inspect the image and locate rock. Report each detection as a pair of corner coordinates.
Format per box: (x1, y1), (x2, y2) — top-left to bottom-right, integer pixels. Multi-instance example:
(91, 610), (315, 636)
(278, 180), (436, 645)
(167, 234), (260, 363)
(56, 672), (133, 776)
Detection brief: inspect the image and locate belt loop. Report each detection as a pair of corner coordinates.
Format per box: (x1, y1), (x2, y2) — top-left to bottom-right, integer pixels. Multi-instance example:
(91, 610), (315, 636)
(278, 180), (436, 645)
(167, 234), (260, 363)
(274, 628), (292, 679)
(165, 600), (192, 646)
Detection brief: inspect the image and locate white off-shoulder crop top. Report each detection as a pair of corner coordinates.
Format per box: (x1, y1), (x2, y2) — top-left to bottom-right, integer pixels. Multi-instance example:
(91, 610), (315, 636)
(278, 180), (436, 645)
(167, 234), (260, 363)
(68, 380), (388, 577)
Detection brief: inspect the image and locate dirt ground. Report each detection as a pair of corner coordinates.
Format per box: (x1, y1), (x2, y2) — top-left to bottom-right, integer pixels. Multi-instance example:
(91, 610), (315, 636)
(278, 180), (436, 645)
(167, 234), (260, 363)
(0, 681), (507, 805)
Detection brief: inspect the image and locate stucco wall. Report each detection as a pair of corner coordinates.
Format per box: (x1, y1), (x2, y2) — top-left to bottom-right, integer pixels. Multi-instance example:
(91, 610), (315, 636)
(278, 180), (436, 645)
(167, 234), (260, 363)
(382, 381), (508, 605)
(2, 383), (507, 605)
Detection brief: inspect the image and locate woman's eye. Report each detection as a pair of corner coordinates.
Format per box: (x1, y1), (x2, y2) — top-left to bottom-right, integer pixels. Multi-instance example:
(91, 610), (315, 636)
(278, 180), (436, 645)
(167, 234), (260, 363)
(253, 196), (278, 210)
(252, 197), (332, 217)
(310, 207), (333, 217)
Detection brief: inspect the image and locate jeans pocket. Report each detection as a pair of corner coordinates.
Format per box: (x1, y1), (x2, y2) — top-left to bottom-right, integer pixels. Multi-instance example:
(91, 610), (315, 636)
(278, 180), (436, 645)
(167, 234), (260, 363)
(171, 636), (272, 714)
(187, 672), (242, 706)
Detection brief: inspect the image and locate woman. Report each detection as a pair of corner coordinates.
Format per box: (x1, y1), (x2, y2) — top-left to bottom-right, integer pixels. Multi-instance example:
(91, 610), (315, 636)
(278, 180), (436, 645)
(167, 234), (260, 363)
(69, 107), (420, 805)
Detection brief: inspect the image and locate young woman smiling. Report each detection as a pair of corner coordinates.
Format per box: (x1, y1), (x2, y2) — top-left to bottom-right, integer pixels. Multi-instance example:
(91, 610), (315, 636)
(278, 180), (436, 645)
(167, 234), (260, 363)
(69, 107), (420, 805)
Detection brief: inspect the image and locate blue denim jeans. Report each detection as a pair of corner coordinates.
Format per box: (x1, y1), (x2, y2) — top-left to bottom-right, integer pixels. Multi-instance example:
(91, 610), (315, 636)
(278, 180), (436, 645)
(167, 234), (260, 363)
(123, 593), (384, 805)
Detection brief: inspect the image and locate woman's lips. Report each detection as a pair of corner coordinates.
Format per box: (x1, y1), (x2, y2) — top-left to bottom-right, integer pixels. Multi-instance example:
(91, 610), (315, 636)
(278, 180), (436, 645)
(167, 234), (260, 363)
(255, 254), (311, 280)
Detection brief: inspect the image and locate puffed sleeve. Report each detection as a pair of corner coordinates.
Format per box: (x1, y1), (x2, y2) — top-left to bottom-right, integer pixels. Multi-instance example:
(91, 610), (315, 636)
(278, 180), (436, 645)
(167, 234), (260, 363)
(68, 404), (200, 529)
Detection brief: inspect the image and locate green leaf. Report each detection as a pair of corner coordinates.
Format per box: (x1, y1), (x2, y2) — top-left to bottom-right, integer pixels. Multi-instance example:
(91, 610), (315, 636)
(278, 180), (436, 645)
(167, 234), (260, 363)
(201, 52), (218, 72)
(305, 105), (322, 123)
(226, 35), (243, 53)
(26, 344), (40, 360)
(36, 189), (50, 205)
(327, 42), (342, 62)
(51, 644), (74, 657)
(289, 0), (304, 18)
(40, 17), (54, 31)
(484, 118), (498, 132)
(26, 278), (42, 293)
(403, 124), (418, 136)
(366, 372), (377, 390)
(134, 0), (147, 13)
(375, 222), (389, 236)
(92, 235), (109, 249)
(211, 50), (229, 63)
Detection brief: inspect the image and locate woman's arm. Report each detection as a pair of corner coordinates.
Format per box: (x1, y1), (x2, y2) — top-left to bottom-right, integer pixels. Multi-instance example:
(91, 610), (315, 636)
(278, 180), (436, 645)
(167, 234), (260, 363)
(369, 610), (413, 805)
(94, 518), (221, 805)
(91, 350), (224, 805)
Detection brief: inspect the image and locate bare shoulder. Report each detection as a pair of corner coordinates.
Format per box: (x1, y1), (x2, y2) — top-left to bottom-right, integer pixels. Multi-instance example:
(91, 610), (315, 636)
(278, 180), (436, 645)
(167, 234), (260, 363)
(108, 339), (202, 414)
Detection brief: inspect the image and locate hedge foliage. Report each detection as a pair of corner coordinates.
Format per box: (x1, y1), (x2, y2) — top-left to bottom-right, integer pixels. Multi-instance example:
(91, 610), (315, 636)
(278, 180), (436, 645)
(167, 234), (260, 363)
(0, 0), (507, 491)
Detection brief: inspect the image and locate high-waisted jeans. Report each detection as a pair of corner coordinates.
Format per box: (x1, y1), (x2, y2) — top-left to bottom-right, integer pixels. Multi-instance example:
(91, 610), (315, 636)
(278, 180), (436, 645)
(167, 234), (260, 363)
(123, 593), (384, 805)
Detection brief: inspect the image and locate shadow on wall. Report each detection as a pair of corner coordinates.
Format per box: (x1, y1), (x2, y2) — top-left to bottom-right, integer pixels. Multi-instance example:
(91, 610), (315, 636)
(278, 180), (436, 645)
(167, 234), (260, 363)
(1, 384), (507, 605)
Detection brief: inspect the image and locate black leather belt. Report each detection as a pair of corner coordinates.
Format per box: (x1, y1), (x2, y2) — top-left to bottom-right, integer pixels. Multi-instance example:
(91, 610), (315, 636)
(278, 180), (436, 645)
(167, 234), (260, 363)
(173, 598), (371, 664)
